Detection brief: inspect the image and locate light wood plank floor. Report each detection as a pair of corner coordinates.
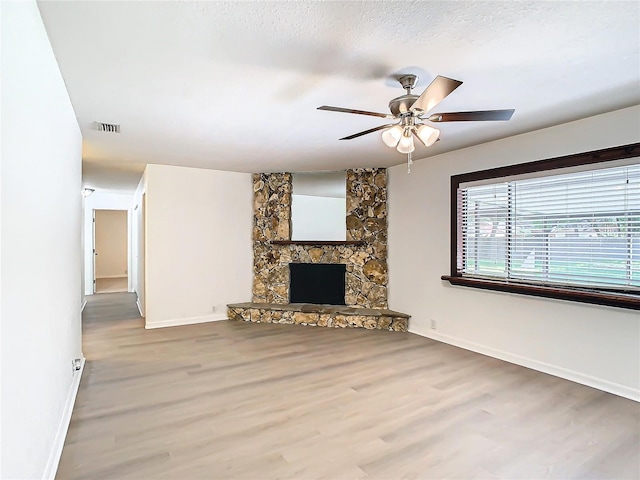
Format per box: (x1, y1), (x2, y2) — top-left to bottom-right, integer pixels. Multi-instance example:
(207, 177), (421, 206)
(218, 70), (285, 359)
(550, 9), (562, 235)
(95, 277), (128, 293)
(57, 293), (639, 479)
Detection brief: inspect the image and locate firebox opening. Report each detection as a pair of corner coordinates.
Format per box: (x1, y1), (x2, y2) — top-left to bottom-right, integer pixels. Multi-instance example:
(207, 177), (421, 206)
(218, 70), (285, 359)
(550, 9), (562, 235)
(289, 263), (346, 305)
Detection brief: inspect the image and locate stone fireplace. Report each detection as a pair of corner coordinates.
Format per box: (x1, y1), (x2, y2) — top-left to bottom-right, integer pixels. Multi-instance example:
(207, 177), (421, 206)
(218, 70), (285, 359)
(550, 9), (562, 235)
(227, 168), (410, 331)
(252, 168), (388, 308)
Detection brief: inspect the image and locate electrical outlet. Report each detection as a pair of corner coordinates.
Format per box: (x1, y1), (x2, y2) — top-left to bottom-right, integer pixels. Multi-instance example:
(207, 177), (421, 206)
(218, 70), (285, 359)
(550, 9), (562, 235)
(430, 318), (437, 330)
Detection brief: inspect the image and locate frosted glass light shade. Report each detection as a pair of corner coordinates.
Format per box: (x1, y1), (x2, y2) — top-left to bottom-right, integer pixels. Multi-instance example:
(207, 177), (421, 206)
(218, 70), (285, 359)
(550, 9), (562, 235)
(381, 125), (403, 147)
(397, 133), (415, 154)
(416, 124), (440, 146)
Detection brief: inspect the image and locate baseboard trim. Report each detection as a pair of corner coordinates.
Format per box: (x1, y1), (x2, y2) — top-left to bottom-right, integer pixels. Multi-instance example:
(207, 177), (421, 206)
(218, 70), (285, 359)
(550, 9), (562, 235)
(136, 298), (144, 318)
(81, 299), (87, 313)
(145, 313), (228, 329)
(42, 357), (85, 480)
(95, 275), (128, 279)
(409, 325), (639, 402)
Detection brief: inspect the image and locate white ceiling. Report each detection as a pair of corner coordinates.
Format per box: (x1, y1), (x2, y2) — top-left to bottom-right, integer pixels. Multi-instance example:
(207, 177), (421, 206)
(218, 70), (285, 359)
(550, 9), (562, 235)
(38, 1), (640, 193)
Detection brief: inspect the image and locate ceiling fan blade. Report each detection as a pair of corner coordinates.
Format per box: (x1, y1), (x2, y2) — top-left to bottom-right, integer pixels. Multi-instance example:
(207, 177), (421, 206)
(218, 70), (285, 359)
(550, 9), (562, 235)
(410, 75), (463, 114)
(428, 109), (515, 122)
(339, 124), (397, 140)
(318, 105), (393, 119)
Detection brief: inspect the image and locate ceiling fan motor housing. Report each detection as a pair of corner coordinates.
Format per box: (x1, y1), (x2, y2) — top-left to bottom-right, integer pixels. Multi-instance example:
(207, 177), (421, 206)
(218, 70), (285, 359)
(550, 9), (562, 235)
(388, 95), (419, 117)
(388, 74), (421, 116)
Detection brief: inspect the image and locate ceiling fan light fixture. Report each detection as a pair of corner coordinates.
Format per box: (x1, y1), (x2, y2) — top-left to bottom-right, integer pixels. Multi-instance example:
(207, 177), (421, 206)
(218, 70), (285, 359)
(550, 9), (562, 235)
(381, 125), (403, 148)
(396, 131), (415, 154)
(317, 72), (514, 174)
(416, 124), (440, 147)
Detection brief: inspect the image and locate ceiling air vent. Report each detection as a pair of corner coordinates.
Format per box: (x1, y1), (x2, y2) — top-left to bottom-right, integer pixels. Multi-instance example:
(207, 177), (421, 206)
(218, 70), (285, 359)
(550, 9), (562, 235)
(93, 121), (120, 133)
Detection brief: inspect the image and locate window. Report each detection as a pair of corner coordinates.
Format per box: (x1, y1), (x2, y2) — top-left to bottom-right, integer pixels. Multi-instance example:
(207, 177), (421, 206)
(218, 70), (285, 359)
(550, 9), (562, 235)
(443, 143), (640, 310)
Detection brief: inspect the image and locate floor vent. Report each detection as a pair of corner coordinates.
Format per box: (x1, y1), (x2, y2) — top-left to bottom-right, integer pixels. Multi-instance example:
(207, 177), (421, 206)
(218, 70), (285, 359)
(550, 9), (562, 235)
(93, 121), (120, 133)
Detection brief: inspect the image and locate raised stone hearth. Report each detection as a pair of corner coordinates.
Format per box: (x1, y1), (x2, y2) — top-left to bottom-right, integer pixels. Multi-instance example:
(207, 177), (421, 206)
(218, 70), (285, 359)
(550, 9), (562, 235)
(227, 303), (409, 332)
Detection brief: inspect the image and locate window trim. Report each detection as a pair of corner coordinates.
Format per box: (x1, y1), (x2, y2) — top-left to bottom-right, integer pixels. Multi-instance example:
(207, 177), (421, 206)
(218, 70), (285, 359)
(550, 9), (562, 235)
(443, 142), (640, 311)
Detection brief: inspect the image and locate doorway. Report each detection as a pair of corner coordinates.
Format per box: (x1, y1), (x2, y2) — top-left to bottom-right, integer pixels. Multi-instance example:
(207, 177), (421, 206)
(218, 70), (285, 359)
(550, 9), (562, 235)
(93, 209), (128, 293)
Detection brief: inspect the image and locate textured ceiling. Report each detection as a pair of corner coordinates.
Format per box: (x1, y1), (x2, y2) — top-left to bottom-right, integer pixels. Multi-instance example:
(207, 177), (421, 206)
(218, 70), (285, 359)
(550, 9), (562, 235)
(38, 1), (640, 192)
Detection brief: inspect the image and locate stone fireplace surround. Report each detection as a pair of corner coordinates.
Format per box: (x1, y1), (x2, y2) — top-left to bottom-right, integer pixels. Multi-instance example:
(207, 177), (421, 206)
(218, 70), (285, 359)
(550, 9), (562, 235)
(227, 168), (409, 332)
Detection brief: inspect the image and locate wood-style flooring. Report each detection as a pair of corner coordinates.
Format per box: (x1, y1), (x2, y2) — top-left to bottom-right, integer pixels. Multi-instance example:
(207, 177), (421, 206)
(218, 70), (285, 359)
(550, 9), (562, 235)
(57, 293), (640, 479)
(95, 276), (128, 293)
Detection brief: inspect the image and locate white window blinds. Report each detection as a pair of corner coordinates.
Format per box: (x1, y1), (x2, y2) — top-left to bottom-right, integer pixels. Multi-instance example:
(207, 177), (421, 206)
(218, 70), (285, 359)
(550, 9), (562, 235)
(460, 163), (640, 291)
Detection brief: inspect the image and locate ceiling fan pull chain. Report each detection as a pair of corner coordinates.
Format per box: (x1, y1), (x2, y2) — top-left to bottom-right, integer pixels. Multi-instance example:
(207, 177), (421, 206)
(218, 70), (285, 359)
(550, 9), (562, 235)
(407, 151), (413, 174)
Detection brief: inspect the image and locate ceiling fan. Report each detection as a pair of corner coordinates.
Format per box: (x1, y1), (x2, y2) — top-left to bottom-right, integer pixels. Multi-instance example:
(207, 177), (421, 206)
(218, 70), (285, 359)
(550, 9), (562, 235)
(317, 74), (514, 170)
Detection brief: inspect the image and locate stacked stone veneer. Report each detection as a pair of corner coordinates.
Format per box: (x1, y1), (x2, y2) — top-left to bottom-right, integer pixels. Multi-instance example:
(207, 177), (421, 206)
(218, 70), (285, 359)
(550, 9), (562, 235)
(252, 168), (388, 308)
(227, 304), (408, 332)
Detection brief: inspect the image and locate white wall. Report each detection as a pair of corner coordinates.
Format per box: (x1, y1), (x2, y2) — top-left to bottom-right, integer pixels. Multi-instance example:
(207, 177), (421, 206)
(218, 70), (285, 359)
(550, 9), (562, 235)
(1, 2), (83, 478)
(291, 194), (346, 241)
(83, 191), (134, 294)
(388, 105), (640, 401)
(144, 164), (253, 328)
(95, 210), (128, 278)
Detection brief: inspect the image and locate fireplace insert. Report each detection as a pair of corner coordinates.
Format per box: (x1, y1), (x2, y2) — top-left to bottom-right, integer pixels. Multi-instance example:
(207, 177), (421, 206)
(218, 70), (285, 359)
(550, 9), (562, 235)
(289, 263), (346, 305)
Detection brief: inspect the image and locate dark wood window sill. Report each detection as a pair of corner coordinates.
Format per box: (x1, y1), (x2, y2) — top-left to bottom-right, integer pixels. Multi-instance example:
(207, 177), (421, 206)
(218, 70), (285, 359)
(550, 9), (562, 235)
(441, 275), (640, 311)
(270, 240), (365, 246)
